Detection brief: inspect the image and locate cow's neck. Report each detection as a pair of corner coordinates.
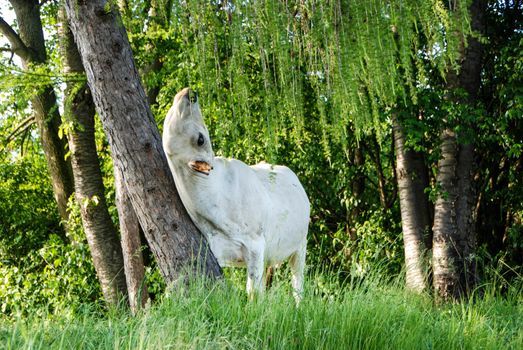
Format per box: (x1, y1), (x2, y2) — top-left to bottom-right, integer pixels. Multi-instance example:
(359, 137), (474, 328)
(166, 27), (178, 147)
(170, 159), (218, 209)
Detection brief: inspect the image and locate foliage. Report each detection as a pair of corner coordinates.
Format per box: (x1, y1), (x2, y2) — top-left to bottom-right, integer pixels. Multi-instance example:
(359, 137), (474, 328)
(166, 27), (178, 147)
(0, 271), (521, 349)
(474, 3), (523, 271)
(0, 151), (61, 261)
(0, 192), (102, 317)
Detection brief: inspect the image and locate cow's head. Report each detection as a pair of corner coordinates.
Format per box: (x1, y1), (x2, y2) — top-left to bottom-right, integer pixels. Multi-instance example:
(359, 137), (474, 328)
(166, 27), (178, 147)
(162, 88), (214, 176)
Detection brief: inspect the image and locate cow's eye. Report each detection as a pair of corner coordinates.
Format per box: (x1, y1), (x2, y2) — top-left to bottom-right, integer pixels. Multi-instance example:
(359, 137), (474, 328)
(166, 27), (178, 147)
(197, 132), (205, 146)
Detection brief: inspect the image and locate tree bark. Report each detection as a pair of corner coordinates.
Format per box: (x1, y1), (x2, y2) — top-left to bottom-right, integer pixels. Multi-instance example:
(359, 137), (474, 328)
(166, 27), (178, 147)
(432, 0), (485, 300)
(64, 0), (222, 283)
(432, 129), (463, 299)
(393, 116), (431, 293)
(4, 0), (74, 222)
(115, 166), (150, 313)
(454, 0), (486, 291)
(115, 1), (154, 310)
(59, 9), (128, 306)
(432, 148), (477, 299)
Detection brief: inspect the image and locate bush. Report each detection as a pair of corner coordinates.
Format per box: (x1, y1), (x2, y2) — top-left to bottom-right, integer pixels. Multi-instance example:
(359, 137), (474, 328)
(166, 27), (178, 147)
(0, 154), (101, 315)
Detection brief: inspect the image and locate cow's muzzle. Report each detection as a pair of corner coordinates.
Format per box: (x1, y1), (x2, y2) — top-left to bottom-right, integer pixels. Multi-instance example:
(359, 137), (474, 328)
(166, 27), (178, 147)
(188, 160), (213, 176)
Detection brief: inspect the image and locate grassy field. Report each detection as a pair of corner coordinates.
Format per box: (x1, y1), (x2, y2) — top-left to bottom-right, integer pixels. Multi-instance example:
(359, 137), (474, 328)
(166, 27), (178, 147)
(1, 271), (521, 350)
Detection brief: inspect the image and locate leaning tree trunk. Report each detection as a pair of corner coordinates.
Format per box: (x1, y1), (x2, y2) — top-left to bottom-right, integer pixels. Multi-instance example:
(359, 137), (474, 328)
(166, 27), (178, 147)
(115, 166), (150, 313)
(2, 0), (74, 222)
(393, 117), (431, 293)
(59, 9), (128, 306)
(64, 0), (222, 282)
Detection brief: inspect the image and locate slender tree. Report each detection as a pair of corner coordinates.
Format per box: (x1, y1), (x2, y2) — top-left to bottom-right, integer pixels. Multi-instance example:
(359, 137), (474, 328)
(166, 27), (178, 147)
(0, 0), (74, 222)
(59, 9), (128, 305)
(348, 144), (365, 242)
(115, 166), (150, 313)
(63, 0), (222, 282)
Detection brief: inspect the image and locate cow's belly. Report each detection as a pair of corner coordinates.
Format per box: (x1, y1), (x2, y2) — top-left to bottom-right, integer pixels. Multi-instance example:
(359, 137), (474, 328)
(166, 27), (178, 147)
(251, 162), (310, 265)
(264, 221), (308, 265)
(262, 196), (309, 265)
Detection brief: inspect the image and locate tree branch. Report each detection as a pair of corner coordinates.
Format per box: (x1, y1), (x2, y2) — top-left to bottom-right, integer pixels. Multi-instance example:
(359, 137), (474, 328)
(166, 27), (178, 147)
(4, 116), (36, 145)
(0, 16), (31, 62)
(1, 116), (36, 154)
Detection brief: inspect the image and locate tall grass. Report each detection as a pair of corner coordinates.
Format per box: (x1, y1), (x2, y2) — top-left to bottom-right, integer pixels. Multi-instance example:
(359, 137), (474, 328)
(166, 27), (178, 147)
(1, 269), (521, 350)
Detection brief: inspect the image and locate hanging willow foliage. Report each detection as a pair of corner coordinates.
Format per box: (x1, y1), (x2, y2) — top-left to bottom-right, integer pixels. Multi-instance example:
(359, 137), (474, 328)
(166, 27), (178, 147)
(154, 0), (470, 160)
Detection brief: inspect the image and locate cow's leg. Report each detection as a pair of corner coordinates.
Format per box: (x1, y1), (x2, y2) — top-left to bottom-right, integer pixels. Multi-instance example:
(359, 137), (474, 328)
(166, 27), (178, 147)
(289, 242), (306, 302)
(264, 266), (274, 289)
(245, 243), (265, 300)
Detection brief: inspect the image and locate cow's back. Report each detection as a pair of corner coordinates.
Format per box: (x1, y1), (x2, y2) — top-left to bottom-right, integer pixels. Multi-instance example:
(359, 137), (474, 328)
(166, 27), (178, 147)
(250, 162), (310, 264)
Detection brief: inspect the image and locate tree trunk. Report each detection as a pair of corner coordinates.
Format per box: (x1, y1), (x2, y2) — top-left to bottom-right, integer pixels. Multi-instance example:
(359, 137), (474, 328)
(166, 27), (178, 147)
(454, 0), (486, 291)
(5, 0), (74, 222)
(455, 143), (477, 291)
(368, 136), (391, 210)
(348, 144), (364, 241)
(393, 116), (431, 293)
(115, 166), (150, 313)
(59, 9), (128, 306)
(432, 129), (463, 299)
(64, 0), (223, 283)
(116, 0), (156, 308)
(432, 0), (485, 300)
(32, 87), (74, 222)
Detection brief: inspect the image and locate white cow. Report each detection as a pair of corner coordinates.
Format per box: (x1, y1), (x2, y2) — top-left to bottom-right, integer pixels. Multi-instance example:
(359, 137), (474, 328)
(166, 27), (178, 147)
(162, 88), (310, 299)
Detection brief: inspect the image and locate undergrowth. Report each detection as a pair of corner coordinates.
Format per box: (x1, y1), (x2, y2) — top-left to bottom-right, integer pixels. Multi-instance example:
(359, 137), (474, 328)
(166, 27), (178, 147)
(0, 269), (521, 350)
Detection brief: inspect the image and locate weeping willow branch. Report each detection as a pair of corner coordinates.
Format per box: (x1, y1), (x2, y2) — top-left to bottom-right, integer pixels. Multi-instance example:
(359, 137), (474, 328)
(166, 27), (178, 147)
(157, 0), (470, 158)
(0, 60), (86, 90)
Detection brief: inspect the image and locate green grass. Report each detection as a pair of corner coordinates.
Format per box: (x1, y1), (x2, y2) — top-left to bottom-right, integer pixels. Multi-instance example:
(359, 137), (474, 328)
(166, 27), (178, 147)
(1, 271), (521, 350)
